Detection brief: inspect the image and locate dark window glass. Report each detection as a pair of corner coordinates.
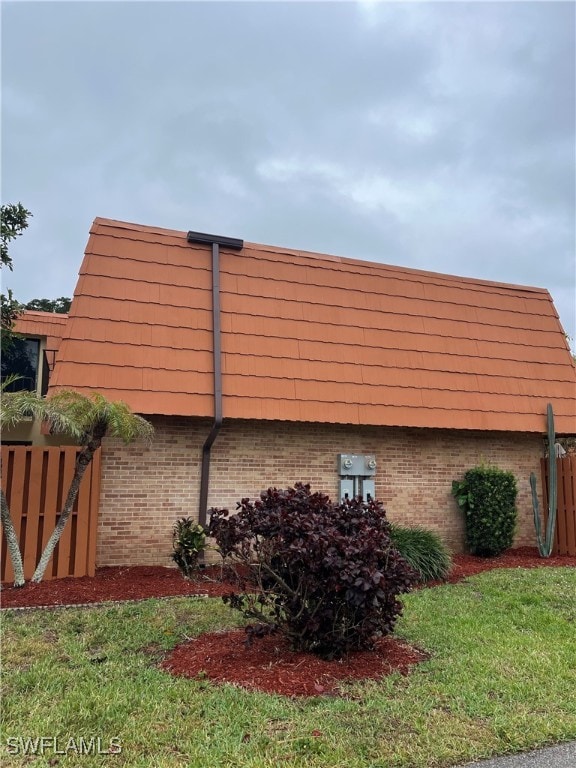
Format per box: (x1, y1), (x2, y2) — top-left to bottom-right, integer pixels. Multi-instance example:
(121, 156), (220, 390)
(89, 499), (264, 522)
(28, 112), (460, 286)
(1, 338), (40, 392)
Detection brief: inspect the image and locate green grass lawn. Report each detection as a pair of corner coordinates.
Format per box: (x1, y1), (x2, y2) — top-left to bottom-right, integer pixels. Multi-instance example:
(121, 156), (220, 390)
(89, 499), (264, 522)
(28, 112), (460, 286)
(2, 568), (575, 767)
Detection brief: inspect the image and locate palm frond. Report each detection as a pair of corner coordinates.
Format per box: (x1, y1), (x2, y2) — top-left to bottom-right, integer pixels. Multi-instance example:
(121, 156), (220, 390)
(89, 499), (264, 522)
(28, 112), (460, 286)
(0, 380), (47, 429)
(1, 386), (154, 444)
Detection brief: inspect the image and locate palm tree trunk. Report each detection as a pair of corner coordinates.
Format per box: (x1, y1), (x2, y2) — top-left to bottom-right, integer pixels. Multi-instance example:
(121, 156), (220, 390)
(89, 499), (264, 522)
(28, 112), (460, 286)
(31, 434), (103, 583)
(1, 488), (25, 587)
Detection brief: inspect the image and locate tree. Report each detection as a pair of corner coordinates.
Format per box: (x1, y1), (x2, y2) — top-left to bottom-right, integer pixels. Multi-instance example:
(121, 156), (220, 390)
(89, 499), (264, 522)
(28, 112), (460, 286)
(25, 297), (72, 314)
(1, 203), (31, 348)
(0, 290), (22, 350)
(0, 389), (154, 586)
(1, 203), (31, 270)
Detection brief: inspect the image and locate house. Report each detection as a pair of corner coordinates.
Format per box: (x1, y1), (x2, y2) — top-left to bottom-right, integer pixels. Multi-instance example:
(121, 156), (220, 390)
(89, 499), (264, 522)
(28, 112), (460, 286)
(1, 310), (74, 446)
(7, 217), (576, 567)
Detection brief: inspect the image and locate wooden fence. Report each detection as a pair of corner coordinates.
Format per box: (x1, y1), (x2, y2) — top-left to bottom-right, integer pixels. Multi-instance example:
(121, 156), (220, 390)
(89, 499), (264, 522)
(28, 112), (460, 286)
(541, 455), (576, 556)
(1, 446), (101, 583)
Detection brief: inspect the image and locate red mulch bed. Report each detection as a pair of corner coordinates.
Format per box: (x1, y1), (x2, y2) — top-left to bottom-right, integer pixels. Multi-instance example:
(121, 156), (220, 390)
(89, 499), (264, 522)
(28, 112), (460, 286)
(429, 546), (575, 586)
(161, 629), (429, 697)
(0, 564), (241, 608)
(2, 547), (574, 698)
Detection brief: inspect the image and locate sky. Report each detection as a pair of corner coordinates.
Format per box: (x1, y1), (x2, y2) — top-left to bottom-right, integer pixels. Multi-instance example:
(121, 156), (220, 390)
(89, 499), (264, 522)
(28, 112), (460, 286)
(2, 1), (575, 348)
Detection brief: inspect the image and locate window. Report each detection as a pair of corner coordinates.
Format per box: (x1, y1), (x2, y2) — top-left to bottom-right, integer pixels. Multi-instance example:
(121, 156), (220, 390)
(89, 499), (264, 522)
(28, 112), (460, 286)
(1, 337), (40, 392)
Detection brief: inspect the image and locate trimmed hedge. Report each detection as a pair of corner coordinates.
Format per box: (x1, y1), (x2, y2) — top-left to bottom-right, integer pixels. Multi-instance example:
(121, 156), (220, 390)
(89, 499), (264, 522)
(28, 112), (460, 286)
(452, 466), (518, 557)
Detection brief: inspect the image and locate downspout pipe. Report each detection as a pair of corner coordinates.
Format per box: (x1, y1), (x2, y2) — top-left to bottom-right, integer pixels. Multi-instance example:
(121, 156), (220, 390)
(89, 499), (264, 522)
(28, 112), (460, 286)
(187, 230), (243, 531)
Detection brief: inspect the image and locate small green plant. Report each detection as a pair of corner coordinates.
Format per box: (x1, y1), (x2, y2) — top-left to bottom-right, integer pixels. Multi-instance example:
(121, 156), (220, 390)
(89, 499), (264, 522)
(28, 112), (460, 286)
(389, 524), (452, 582)
(171, 518), (206, 579)
(452, 466), (518, 557)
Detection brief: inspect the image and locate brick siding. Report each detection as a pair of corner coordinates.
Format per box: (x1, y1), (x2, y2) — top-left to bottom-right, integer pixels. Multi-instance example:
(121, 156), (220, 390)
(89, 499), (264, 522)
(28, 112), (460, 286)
(96, 417), (544, 567)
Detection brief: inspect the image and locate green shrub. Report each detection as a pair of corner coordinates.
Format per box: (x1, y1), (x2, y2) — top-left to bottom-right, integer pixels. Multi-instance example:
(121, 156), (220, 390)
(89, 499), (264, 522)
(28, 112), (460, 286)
(389, 524), (452, 582)
(208, 484), (417, 659)
(171, 518), (206, 579)
(452, 466), (518, 557)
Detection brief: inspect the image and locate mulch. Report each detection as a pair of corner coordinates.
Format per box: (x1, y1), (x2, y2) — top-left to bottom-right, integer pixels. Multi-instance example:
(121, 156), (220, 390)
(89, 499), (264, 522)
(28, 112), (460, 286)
(2, 547), (574, 698)
(161, 629), (430, 697)
(2, 547), (572, 610)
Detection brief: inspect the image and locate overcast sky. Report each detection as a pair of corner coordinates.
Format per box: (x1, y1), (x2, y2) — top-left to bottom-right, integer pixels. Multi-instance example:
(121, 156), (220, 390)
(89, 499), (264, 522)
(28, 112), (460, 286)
(2, 1), (575, 347)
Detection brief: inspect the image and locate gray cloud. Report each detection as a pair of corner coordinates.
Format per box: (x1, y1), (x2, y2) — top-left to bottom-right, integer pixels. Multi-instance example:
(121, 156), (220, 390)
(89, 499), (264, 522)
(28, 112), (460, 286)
(2, 1), (574, 345)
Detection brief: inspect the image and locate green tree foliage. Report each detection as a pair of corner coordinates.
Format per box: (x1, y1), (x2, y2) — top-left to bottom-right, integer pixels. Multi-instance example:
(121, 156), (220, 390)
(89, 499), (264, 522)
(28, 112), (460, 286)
(1, 290), (22, 350)
(0, 389), (154, 585)
(0, 203), (31, 270)
(24, 297), (71, 314)
(1, 203), (31, 348)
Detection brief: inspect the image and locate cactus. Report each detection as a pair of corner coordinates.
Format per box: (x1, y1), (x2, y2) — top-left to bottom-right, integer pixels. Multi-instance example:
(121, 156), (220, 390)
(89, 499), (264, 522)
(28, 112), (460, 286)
(530, 403), (557, 558)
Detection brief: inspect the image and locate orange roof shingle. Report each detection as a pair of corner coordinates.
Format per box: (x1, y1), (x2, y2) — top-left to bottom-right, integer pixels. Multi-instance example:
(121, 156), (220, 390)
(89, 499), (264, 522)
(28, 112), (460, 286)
(14, 310), (68, 359)
(49, 218), (576, 433)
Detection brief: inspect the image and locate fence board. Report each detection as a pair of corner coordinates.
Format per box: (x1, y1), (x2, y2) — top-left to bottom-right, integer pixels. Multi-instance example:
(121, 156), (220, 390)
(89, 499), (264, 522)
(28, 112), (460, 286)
(8, 450), (26, 540)
(1, 446), (101, 583)
(1, 449), (15, 584)
(41, 450), (60, 555)
(556, 458), (567, 554)
(55, 449), (78, 579)
(85, 448), (101, 577)
(23, 450), (44, 575)
(4, 450), (26, 585)
(563, 457), (576, 556)
(541, 455), (576, 557)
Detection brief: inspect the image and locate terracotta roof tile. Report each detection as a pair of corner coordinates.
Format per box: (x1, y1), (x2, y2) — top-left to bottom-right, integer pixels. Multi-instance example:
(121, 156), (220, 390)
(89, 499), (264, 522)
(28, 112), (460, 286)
(14, 310), (69, 357)
(49, 218), (576, 433)
(14, 310), (68, 332)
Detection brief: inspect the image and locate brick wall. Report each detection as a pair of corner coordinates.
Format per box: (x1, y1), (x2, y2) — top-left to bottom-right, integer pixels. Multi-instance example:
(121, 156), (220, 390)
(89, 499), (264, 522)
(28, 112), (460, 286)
(96, 417), (544, 567)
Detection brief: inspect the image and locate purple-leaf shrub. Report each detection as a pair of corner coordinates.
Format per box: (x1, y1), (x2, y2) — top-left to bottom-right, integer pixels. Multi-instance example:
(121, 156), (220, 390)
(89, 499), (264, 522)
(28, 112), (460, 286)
(208, 483), (417, 659)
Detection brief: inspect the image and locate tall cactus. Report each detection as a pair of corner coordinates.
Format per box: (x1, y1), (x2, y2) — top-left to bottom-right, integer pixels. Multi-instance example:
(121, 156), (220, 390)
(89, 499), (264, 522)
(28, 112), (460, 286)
(530, 403), (557, 558)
